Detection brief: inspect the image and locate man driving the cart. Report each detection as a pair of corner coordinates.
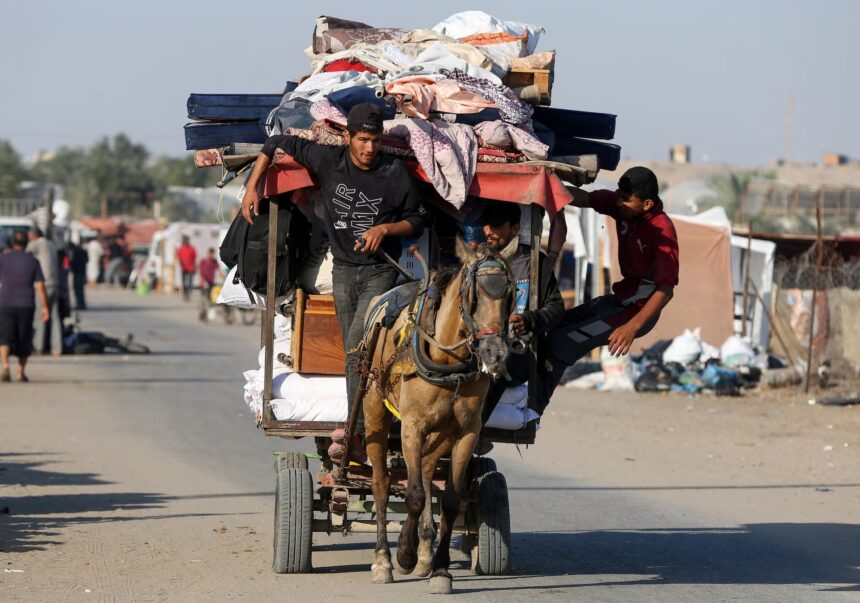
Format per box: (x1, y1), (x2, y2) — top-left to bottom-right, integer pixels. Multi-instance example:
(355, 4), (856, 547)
(241, 103), (427, 461)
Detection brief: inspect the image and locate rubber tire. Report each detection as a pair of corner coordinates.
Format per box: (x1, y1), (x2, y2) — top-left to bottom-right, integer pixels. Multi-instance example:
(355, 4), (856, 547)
(471, 460), (510, 576)
(274, 451), (309, 472)
(464, 457), (497, 565)
(273, 467), (313, 574)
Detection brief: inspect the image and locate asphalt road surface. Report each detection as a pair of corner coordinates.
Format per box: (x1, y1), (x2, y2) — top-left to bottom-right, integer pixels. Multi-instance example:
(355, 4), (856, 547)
(1, 288), (858, 601)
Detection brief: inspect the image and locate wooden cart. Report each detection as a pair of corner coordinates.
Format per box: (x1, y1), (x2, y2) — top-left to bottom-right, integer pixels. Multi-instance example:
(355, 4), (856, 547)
(256, 161), (585, 575)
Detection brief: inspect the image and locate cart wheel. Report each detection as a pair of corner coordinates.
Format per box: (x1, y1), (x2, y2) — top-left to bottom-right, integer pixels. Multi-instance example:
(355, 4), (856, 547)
(273, 467), (313, 574)
(274, 451), (309, 472)
(469, 457), (510, 576)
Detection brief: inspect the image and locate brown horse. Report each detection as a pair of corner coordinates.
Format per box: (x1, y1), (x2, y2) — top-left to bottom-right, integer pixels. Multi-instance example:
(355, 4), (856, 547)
(360, 237), (517, 594)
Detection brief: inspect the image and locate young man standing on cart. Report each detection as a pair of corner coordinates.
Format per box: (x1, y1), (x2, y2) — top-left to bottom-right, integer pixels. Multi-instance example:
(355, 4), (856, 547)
(241, 104), (426, 461)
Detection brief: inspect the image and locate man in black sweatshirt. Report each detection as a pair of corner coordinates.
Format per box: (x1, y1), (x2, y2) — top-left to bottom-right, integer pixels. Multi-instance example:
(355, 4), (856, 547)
(242, 104), (426, 458)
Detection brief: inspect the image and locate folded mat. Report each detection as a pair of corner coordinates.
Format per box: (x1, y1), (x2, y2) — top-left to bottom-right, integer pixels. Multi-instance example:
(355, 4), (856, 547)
(187, 93), (284, 121)
(532, 106), (616, 141)
(184, 121), (268, 150)
(552, 137), (621, 171)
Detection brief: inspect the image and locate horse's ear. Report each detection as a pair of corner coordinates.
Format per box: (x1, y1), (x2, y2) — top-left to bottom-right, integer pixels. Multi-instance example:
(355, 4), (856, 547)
(455, 235), (476, 263)
(498, 234), (519, 260)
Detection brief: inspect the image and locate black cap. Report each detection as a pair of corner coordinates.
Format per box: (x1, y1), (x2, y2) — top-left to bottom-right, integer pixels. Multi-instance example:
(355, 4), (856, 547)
(482, 200), (521, 227)
(618, 166), (661, 202)
(346, 103), (383, 133)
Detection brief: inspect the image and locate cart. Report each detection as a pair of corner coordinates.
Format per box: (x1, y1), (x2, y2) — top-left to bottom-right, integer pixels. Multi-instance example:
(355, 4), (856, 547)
(256, 159), (588, 575)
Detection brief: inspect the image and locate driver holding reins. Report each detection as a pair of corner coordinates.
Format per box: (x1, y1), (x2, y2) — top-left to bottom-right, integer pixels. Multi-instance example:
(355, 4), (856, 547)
(241, 103), (427, 462)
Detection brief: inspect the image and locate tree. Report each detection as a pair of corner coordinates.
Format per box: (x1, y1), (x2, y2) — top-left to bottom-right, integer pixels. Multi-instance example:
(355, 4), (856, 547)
(0, 139), (27, 197)
(700, 170), (775, 222)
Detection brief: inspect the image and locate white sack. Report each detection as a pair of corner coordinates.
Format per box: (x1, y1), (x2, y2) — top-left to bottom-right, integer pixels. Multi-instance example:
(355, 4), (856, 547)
(600, 347), (635, 391)
(498, 383), (528, 408)
(485, 403), (539, 430)
(432, 11), (544, 54)
(271, 397), (347, 422)
(257, 337), (292, 370)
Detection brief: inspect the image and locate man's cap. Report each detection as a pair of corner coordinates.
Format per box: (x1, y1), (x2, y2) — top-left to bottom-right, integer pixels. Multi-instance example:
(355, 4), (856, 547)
(346, 103), (384, 133)
(481, 200), (521, 227)
(618, 166), (661, 203)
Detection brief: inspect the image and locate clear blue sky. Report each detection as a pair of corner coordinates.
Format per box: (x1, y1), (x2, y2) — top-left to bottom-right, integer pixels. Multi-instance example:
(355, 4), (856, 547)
(2, 1), (858, 165)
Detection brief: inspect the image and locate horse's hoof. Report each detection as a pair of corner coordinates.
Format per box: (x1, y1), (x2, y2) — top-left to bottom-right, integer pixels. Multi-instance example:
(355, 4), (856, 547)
(414, 560), (432, 577)
(371, 565), (394, 584)
(428, 574), (453, 595)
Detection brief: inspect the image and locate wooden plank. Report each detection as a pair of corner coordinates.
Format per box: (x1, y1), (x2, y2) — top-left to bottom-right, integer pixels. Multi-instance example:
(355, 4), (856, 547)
(294, 293), (346, 375)
(262, 199), (278, 424)
(292, 288), (305, 372)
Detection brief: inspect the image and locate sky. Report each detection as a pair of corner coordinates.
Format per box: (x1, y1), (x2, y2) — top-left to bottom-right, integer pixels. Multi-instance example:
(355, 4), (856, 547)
(1, 0), (858, 165)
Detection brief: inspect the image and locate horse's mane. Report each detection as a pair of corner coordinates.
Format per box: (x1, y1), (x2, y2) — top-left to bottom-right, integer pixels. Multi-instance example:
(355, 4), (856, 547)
(429, 263), (462, 305)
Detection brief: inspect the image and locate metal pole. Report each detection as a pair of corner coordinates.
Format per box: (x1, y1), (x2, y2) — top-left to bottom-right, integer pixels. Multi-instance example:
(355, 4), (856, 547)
(741, 221), (753, 337)
(804, 202), (824, 393)
(748, 279), (796, 367)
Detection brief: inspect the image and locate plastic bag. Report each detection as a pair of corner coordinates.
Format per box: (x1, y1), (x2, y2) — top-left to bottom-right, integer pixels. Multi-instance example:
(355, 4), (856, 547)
(217, 266), (264, 309)
(662, 328), (703, 366)
(720, 335), (754, 368)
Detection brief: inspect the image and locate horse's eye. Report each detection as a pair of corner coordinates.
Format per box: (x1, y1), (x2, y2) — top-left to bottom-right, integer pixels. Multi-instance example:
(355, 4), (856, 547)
(477, 274), (508, 299)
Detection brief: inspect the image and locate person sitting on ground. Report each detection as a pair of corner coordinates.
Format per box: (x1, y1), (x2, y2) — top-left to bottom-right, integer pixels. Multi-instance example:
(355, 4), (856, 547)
(543, 166), (679, 401)
(476, 201), (565, 418)
(0, 231), (50, 382)
(240, 103), (427, 462)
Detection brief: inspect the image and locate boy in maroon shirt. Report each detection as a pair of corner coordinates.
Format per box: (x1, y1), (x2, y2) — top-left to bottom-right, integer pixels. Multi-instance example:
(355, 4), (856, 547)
(541, 167), (679, 405)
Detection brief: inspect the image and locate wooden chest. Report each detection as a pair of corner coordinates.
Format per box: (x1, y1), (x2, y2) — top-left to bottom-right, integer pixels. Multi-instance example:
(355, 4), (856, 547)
(290, 289), (346, 375)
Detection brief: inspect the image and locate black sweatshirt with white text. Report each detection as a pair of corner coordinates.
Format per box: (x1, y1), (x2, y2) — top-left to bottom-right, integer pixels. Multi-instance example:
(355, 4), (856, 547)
(260, 135), (426, 266)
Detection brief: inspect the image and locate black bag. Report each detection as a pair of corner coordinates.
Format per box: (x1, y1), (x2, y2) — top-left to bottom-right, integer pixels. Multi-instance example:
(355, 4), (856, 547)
(219, 194), (310, 297)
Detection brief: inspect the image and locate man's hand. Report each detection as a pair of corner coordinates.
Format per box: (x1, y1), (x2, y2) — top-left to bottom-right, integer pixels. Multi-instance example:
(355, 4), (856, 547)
(509, 313), (528, 337)
(40, 307), (49, 323)
(355, 225), (389, 253)
(607, 321), (639, 357)
(241, 188), (260, 224)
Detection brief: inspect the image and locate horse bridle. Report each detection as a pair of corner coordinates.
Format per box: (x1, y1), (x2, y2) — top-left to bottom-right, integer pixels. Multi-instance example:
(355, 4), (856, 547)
(412, 249), (514, 386)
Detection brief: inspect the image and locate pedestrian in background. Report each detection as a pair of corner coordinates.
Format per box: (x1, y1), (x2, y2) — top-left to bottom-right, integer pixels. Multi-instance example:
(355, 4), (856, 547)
(0, 231), (50, 382)
(86, 234), (103, 285)
(176, 236), (197, 302)
(26, 227), (62, 355)
(104, 236), (127, 286)
(69, 241), (88, 309)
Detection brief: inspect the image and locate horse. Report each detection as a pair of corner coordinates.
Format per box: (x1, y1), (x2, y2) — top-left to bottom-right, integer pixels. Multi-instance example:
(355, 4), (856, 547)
(359, 236), (518, 594)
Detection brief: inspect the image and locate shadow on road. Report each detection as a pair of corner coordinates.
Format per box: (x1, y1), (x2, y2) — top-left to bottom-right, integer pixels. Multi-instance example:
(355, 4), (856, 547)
(0, 452), (268, 554)
(456, 526), (860, 593)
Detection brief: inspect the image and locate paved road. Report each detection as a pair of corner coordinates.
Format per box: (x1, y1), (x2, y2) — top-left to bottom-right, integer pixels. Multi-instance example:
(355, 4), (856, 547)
(1, 289), (857, 601)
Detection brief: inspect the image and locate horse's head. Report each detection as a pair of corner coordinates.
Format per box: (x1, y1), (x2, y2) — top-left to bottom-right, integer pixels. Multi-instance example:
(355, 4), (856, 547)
(455, 236), (518, 378)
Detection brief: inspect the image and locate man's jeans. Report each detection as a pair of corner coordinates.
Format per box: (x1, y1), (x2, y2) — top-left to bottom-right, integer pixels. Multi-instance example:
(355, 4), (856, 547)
(332, 263), (399, 433)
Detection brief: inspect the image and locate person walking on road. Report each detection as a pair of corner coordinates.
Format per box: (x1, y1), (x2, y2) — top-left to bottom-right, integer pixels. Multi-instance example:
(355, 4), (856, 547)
(176, 236), (197, 302)
(26, 227), (62, 355)
(0, 231), (50, 382)
(104, 237), (127, 286)
(69, 241), (88, 310)
(86, 235), (103, 285)
(198, 248), (219, 320)
(241, 103), (427, 461)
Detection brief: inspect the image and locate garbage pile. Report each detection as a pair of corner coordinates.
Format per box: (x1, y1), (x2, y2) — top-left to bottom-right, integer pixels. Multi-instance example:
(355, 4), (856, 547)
(563, 328), (791, 397)
(184, 11), (620, 198)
